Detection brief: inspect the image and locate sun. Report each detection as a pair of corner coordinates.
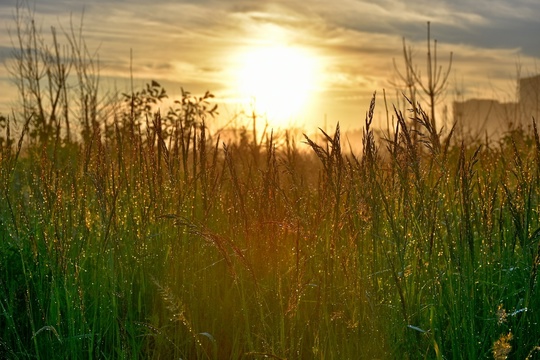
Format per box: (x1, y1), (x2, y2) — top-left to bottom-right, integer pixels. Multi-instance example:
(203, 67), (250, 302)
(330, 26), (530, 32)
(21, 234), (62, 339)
(236, 45), (318, 128)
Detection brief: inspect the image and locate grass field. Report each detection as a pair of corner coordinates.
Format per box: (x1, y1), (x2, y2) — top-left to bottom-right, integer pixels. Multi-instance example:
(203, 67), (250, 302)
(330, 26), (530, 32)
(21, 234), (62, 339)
(1, 81), (540, 359)
(1, 13), (540, 358)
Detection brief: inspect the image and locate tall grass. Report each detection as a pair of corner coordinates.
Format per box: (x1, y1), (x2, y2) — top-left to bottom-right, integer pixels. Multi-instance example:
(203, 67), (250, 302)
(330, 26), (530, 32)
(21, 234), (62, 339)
(3, 86), (540, 359)
(2, 13), (540, 359)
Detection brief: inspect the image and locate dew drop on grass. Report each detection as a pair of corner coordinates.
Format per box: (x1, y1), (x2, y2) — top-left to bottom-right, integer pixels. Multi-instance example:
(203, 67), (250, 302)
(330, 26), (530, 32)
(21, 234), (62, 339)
(198, 332), (216, 343)
(407, 325), (426, 333)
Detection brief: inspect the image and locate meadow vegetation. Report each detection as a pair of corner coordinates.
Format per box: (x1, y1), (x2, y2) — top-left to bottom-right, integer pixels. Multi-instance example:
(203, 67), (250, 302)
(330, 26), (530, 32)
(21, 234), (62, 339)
(1, 11), (540, 360)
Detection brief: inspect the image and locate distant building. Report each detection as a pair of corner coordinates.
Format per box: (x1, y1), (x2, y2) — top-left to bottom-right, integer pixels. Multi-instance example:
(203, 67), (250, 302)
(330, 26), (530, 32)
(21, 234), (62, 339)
(453, 74), (540, 140)
(453, 99), (518, 139)
(520, 74), (540, 124)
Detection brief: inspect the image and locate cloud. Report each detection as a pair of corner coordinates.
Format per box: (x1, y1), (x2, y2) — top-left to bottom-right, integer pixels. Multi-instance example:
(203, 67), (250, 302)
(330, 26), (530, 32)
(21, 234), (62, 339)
(0, 45), (13, 63)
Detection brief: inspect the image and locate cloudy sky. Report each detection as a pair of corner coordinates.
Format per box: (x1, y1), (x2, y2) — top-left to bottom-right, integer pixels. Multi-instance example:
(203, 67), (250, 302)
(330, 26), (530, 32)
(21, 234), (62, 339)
(0, 0), (539, 132)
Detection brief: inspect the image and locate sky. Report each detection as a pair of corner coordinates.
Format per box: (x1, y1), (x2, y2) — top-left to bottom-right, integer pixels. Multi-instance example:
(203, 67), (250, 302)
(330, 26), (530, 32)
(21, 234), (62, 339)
(0, 0), (539, 134)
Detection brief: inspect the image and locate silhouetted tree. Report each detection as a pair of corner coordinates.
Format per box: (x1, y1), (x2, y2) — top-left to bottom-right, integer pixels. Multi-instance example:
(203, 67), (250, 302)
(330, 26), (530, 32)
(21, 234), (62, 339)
(394, 22), (453, 152)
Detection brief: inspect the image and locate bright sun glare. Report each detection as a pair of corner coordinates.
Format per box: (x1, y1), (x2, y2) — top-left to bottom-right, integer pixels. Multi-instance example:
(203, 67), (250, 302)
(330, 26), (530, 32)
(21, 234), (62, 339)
(236, 45), (318, 128)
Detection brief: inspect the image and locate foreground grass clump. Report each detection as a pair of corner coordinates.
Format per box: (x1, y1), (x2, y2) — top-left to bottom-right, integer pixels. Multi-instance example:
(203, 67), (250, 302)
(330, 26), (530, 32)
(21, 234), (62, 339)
(2, 82), (540, 359)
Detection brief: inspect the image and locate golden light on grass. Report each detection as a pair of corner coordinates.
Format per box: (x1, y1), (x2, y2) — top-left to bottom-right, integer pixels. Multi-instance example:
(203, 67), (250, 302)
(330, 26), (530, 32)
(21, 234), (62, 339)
(493, 332), (513, 360)
(235, 45), (319, 128)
